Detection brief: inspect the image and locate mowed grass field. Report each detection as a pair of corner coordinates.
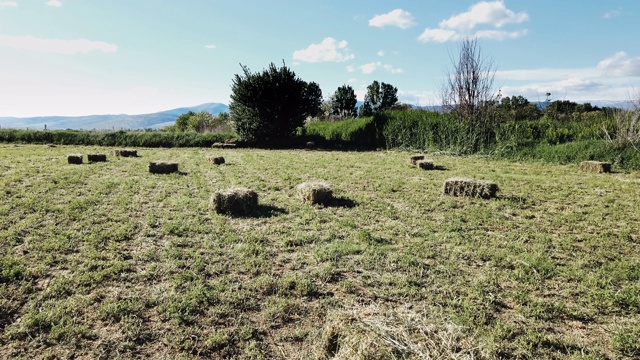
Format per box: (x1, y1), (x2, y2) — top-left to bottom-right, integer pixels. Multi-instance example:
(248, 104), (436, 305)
(1, 144), (639, 359)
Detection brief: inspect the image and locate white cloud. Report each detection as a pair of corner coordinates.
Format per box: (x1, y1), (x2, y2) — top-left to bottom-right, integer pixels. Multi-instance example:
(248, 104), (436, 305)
(603, 9), (621, 19)
(0, 1), (17, 7)
(293, 37), (354, 63)
(346, 65), (355, 72)
(46, 0), (63, 7)
(418, 28), (460, 43)
(496, 68), (599, 81)
(0, 35), (117, 55)
(439, 1), (528, 31)
(377, 50), (385, 57)
(475, 29), (528, 41)
(348, 78), (356, 83)
(359, 62), (380, 74)
(204, 44), (216, 49)
(383, 64), (404, 74)
(418, 1), (528, 43)
(597, 51), (640, 77)
(369, 9), (416, 29)
(357, 61), (403, 74)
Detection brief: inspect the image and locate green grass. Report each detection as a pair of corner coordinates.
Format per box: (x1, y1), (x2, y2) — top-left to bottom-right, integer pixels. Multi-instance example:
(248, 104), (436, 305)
(1, 144), (639, 359)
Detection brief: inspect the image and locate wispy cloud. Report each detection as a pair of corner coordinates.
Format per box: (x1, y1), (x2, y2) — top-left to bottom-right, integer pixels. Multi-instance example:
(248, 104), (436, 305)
(46, 0), (63, 7)
(418, 1), (528, 43)
(293, 37), (354, 63)
(0, 35), (117, 55)
(358, 61), (403, 74)
(495, 52), (640, 101)
(603, 9), (622, 19)
(377, 50), (385, 57)
(0, 1), (17, 7)
(204, 44), (216, 49)
(597, 51), (640, 76)
(369, 9), (416, 29)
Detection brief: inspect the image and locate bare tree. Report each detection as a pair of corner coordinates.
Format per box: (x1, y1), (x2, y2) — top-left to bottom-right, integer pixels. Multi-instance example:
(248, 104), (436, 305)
(441, 38), (496, 118)
(440, 38), (498, 151)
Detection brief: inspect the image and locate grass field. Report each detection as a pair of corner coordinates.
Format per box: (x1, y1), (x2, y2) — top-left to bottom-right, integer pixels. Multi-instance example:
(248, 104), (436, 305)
(1, 144), (639, 359)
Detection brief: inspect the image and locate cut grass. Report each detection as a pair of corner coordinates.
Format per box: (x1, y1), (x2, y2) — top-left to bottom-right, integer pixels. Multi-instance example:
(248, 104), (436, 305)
(0, 144), (639, 359)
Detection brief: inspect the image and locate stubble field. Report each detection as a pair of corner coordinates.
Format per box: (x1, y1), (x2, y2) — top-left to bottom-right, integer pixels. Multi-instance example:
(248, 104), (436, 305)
(1, 144), (639, 359)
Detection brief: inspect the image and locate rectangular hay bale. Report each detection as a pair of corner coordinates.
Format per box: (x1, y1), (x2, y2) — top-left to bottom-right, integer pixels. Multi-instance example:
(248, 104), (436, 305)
(67, 154), (83, 164)
(87, 154), (107, 163)
(410, 155), (425, 166)
(295, 181), (333, 205)
(417, 159), (434, 170)
(580, 161), (611, 173)
(114, 149), (138, 157)
(443, 177), (498, 199)
(149, 161), (179, 174)
(210, 188), (258, 215)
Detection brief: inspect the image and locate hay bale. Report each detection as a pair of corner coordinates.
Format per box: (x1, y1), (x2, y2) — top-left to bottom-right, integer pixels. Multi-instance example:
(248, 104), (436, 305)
(443, 177), (498, 199)
(87, 154), (107, 163)
(210, 188), (258, 215)
(67, 154), (83, 164)
(306, 141), (316, 150)
(149, 161), (179, 174)
(114, 149), (137, 157)
(211, 142), (225, 148)
(580, 161), (611, 173)
(222, 143), (237, 149)
(409, 155), (425, 166)
(416, 159), (434, 170)
(210, 156), (225, 165)
(296, 181), (333, 205)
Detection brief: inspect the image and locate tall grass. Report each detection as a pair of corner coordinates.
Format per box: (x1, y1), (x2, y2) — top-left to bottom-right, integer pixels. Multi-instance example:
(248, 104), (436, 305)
(0, 129), (234, 148)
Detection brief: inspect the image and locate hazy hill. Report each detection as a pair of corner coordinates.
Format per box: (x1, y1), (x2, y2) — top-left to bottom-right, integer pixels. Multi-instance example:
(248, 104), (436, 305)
(0, 100), (633, 131)
(0, 103), (229, 131)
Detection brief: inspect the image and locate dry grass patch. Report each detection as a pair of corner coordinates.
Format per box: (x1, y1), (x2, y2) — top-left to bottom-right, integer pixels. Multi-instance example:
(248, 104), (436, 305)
(580, 161), (611, 173)
(210, 187), (258, 215)
(312, 304), (485, 360)
(443, 177), (498, 199)
(295, 181), (333, 205)
(148, 161), (179, 174)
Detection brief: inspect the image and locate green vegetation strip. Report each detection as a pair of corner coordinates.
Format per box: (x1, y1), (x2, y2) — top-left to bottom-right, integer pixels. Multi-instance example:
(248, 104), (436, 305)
(1, 145), (640, 359)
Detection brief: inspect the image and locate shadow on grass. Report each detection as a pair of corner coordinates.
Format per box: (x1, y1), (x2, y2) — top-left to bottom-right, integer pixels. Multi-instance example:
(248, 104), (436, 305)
(433, 165), (449, 171)
(244, 204), (289, 218)
(323, 196), (358, 209)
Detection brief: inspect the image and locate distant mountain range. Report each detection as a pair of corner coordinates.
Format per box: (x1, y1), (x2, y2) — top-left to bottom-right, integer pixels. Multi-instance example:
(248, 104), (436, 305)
(0, 103), (229, 131)
(0, 100), (634, 131)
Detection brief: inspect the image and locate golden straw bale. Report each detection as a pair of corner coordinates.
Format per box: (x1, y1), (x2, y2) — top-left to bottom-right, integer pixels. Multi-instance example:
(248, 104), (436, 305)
(209, 156), (225, 165)
(149, 161), (179, 174)
(580, 161), (611, 173)
(210, 188), (258, 215)
(416, 159), (434, 170)
(87, 154), (107, 163)
(296, 181), (333, 205)
(67, 154), (83, 164)
(114, 149), (138, 157)
(409, 155), (425, 166)
(443, 177), (498, 199)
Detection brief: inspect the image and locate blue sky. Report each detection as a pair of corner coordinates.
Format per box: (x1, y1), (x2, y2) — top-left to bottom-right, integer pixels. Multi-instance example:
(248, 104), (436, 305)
(1, 0), (639, 117)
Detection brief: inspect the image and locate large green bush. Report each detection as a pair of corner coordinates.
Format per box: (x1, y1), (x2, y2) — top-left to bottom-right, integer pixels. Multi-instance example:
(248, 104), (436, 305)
(229, 63), (320, 142)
